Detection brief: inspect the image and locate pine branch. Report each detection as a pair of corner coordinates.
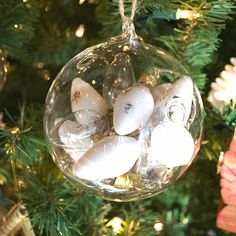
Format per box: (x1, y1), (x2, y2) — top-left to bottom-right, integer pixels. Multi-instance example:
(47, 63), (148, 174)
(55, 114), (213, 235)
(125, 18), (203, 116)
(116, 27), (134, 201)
(21, 169), (109, 236)
(0, 1), (235, 236)
(21, 175), (82, 236)
(96, 0), (178, 39)
(199, 104), (232, 162)
(0, 0), (41, 56)
(222, 102), (236, 127)
(158, 0), (235, 92)
(0, 0), (87, 66)
(0, 106), (46, 166)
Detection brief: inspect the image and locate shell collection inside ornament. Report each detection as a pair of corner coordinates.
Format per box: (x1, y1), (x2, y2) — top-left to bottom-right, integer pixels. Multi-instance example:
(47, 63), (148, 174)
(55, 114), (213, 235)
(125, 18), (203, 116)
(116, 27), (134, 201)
(44, 26), (204, 201)
(73, 135), (140, 180)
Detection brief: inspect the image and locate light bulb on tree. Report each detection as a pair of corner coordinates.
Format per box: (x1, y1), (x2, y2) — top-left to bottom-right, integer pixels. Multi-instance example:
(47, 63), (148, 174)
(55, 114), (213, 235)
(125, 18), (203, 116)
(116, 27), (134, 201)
(75, 24), (85, 38)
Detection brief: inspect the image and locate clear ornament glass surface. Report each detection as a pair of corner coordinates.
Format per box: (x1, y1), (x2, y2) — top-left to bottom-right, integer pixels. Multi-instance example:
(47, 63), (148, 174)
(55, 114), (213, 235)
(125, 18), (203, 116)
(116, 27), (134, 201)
(44, 18), (204, 201)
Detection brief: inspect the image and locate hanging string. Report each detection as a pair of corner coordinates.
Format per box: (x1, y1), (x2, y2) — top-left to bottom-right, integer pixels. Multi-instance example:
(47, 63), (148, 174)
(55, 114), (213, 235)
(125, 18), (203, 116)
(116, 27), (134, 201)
(119, 0), (138, 21)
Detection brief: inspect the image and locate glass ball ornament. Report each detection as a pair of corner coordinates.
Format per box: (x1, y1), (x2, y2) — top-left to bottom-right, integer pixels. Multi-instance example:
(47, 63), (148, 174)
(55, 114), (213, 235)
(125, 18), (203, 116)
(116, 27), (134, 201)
(44, 19), (204, 202)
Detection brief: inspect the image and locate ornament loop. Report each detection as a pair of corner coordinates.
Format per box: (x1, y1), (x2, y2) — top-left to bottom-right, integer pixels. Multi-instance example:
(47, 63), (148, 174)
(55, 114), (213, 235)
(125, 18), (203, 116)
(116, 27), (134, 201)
(122, 17), (135, 38)
(119, 0), (138, 43)
(118, 0), (137, 21)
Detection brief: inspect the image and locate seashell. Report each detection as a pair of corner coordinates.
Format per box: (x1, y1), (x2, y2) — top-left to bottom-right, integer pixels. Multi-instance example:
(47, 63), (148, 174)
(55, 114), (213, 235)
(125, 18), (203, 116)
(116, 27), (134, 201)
(57, 110), (110, 161)
(63, 147), (88, 162)
(71, 78), (108, 121)
(58, 113), (109, 146)
(150, 123), (194, 167)
(59, 120), (95, 147)
(72, 108), (106, 126)
(113, 86), (154, 135)
(73, 136), (140, 180)
(153, 76), (193, 126)
(58, 120), (92, 161)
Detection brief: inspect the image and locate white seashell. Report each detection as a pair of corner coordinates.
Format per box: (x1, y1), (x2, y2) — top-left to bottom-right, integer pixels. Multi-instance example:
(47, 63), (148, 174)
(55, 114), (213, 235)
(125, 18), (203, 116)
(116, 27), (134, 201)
(57, 111), (110, 161)
(150, 123), (194, 167)
(73, 136), (140, 180)
(151, 83), (172, 103)
(113, 86), (154, 135)
(153, 76), (193, 126)
(58, 120), (96, 161)
(63, 147), (88, 162)
(59, 120), (95, 147)
(72, 109), (105, 126)
(71, 78), (108, 121)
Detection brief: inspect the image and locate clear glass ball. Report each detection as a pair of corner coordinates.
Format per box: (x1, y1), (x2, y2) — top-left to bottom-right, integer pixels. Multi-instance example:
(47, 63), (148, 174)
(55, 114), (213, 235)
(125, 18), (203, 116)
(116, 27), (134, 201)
(44, 28), (204, 201)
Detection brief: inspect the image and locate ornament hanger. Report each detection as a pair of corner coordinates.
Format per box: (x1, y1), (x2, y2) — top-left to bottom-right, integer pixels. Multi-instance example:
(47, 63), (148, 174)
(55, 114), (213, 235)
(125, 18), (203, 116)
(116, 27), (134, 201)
(118, 0), (137, 21)
(118, 0), (138, 41)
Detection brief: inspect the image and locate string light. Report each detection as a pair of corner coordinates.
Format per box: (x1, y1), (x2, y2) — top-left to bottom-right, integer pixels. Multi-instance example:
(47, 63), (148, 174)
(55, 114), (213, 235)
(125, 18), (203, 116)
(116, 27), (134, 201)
(154, 222), (164, 233)
(182, 217), (189, 224)
(10, 127), (20, 134)
(123, 45), (129, 52)
(79, 0), (86, 4)
(22, 0), (27, 2)
(176, 9), (201, 20)
(43, 72), (51, 81)
(0, 53), (7, 75)
(147, 9), (201, 21)
(18, 180), (25, 188)
(75, 24), (85, 38)
(14, 24), (19, 29)
(106, 217), (123, 234)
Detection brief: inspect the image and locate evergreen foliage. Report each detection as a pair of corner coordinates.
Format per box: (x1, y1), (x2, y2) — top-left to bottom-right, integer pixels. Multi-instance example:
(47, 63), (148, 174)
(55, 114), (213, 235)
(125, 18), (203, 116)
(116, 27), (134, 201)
(0, 0), (236, 235)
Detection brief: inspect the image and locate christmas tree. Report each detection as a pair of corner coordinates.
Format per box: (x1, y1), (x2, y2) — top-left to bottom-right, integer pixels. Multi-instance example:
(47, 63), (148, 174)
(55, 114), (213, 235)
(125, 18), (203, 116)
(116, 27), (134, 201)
(0, 0), (236, 235)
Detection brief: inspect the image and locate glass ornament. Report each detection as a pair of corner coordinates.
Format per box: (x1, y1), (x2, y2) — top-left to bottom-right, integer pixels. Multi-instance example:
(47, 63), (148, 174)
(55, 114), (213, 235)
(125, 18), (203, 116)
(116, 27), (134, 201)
(44, 17), (204, 201)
